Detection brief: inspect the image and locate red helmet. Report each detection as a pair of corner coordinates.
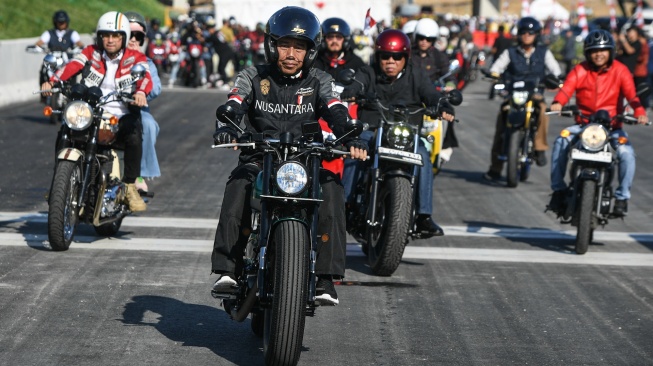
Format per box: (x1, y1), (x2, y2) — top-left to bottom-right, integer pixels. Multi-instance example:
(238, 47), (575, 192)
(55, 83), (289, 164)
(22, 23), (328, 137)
(374, 29), (411, 63)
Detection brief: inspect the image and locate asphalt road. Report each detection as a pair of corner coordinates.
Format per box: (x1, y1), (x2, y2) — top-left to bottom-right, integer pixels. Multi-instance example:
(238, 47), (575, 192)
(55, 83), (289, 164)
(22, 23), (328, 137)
(0, 79), (652, 366)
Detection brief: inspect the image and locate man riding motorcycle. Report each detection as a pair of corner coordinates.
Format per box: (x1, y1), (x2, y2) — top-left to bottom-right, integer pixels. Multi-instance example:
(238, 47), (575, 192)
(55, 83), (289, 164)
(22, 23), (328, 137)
(340, 29), (456, 237)
(484, 16), (561, 181)
(547, 29), (648, 216)
(313, 17), (366, 82)
(209, 6), (368, 305)
(409, 18), (454, 87)
(41, 11), (153, 212)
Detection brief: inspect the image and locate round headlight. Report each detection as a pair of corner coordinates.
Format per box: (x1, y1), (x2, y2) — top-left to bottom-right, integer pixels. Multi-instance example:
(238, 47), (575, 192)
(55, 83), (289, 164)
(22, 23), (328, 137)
(386, 123), (414, 150)
(63, 101), (94, 130)
(275, 162), (308, 195)
(580, 124), (609, 151)
(511, 91), (529, 106)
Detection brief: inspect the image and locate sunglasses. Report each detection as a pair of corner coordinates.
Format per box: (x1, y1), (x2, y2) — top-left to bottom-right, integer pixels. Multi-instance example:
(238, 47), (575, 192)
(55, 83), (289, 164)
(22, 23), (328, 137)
(416, 35), (436, 43)
(379, 52), (404, 61)
(518, 30), (538, 36)
(131, 32), (145, 45)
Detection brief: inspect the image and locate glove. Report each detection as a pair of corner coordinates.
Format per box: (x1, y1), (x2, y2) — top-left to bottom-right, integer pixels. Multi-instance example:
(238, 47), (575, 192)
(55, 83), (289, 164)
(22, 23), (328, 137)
(213, 126), (238, 145)
(340, 88), (357, 101)
(439, 101), (455, 119)
(345, 138), (368, 153)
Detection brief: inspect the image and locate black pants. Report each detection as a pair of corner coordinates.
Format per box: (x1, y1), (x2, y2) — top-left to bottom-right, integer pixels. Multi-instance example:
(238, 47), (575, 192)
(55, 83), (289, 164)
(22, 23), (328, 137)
(211, 162), (347, 277)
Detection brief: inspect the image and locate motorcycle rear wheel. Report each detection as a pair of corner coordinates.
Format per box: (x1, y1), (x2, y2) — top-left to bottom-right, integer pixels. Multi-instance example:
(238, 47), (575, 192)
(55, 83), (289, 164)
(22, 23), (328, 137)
(48, 161), (81, 251)
(264, 220), (309, 366)
(576, 180), (596, 254)
(506, 130), (525, 188)
(367, 176), (412, 276)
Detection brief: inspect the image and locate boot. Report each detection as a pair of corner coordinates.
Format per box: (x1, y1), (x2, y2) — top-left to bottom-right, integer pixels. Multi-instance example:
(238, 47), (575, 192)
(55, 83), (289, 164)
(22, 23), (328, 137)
(124, 183), (147, 212)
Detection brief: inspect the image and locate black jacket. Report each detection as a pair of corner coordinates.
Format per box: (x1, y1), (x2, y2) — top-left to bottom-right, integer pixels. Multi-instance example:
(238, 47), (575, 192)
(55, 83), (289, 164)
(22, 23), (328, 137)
(313, 50), (367, 83)
(409, 46), (452, 83)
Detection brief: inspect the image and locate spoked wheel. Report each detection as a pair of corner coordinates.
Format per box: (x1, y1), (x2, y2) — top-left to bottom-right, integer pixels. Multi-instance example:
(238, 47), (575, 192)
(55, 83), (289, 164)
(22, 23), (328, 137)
(575, 180), (597, 254)
(263, 220), (309, 366)
(506, 130), (525, 188)
(48, 161), (81, 251)
(366, 176), (412, 276)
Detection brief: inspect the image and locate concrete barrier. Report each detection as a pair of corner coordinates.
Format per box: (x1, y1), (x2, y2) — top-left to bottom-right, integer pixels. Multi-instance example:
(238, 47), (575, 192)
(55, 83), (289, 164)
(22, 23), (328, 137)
(0, 35), (93, 108)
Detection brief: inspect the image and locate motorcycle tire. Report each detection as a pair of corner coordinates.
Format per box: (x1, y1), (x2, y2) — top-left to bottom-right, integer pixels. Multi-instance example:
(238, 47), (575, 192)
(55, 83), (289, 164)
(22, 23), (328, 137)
(264, 220), (309, 366)
(94, 218), (123, 237)
(575, 179), (596, 255)
(48, 161), (81, 251)
(367, 176), (412, 276)
(506, 130), (525, 188)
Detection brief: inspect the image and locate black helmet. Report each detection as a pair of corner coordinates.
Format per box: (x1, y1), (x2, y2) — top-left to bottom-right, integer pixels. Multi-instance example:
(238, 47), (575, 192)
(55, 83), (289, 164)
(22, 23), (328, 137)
(583, 29), (616, 66)
(517, 16), (541, 34)
(264, 6), (322, 73)
(124, 11), (148, 33)
(321, 17), (351, 50)
(53, 10), (69, 27)
(151, 18), (161, 27)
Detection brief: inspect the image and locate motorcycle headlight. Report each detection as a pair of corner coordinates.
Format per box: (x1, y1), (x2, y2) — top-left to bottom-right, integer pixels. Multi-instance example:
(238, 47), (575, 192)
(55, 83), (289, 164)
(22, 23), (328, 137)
(511, 91), (530, 106)
(274, 162), (308, 195)
(190, 47), (201, 58)
(386, 123), (415, 150)
(63, 101), (94, 130)
(580, 124), (609, 151)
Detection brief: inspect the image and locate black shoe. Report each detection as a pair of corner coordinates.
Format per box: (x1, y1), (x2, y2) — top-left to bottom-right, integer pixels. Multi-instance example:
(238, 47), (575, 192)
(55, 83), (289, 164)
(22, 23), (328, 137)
(547, 190), (567, 213)
(613, 199), (628, 217)
(534, 151), (547, 167)
(315, 277), (339, 305)
(483, 170), (501, 181)
(415, 215), (444, 238)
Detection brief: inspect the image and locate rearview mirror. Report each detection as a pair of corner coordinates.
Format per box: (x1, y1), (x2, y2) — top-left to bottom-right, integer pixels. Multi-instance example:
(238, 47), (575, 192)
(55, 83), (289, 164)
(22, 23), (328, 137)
(544, 74), (562, 89)
(338, 69), (356, 85)
(447, 90), (463, 106)
(43, 54), (59, 71)
(636, 82), (650, 100)
(130, 64), (146, 81)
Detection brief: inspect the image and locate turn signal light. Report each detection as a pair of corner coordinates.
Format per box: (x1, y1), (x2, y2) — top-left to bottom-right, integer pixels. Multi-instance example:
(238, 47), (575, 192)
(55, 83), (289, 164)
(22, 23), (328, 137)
(109, 116), (119, 125)
(560, 129), (571, 138)
(618, 136), (628, 145)
(320, 233), (330, 243)
(43, 106), (53, 116)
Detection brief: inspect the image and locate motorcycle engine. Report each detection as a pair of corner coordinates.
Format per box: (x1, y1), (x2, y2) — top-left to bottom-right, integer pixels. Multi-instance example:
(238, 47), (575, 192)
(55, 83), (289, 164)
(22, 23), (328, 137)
(100, 181), (126, 218)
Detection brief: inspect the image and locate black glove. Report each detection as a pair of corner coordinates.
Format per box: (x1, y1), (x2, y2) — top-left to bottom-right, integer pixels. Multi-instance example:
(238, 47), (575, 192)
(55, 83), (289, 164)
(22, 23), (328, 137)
(344, 138), (368, 153)
(439, 102), (455, 119)
(340, 88), (357, 101)
(213, 126), (238, 145)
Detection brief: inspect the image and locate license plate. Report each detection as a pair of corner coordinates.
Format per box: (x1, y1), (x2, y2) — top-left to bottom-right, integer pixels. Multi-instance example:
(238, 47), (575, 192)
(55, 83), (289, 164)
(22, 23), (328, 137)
(571, 149), (612, 163)
(378, 146), (423, 166)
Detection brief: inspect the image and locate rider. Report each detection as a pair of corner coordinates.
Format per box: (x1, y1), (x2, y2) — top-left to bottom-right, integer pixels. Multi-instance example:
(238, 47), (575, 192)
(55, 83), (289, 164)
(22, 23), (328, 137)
(125, 11), (162, 193)
(410, 18), (453, 87)
(340, 29), (456, 237)
(41, 11), (153, 212)
(483, 16), (562, 181)
(547, 29), (648, 216)
(313, 17), (367, 82)
(210, 6), (368, 306)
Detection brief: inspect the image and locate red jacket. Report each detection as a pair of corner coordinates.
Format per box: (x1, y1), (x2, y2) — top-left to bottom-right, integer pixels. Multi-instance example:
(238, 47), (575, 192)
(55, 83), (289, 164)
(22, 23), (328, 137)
(553, 60), (645, 129)
(53, 45), (153, 96)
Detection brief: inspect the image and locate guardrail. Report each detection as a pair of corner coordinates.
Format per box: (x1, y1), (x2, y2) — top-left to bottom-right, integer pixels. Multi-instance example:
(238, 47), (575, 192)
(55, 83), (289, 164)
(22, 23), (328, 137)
(0, 35), (93, 108)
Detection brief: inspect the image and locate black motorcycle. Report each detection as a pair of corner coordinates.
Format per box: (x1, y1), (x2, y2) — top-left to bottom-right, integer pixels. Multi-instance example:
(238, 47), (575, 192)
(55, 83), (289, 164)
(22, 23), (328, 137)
(547, 106), (650, 254)
(211, 107), (362, 365)
(38, 58), (146, 251)
(340, 69), (462, 276)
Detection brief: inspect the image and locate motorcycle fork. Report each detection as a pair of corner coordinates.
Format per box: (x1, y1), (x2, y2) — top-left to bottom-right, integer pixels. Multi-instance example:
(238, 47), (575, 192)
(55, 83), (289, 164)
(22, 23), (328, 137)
(308, 154), (322, 302)
(78, 124), (99, 210)
(366, 127), (384, 227)
(257, 154), (273, 302)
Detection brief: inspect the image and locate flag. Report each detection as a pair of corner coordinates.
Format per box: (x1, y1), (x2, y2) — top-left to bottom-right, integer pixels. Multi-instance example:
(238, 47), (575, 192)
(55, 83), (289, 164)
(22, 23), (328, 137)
(636, 0), (644, 28)
(521, 0), (530, 17)
(577, 0), (588, 39)
(607, 0), (617, 30)
(364, 8), (376, 35)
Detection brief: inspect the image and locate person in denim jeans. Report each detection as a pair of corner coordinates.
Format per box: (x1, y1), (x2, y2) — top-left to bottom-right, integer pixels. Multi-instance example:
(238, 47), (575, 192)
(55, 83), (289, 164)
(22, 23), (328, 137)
(548, 30), (649, 217)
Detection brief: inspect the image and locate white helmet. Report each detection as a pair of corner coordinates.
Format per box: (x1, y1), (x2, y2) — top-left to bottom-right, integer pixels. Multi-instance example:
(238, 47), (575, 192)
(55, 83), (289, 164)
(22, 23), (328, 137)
(439, 26), (450, 38)
(402, 19), (418, 35)
(96, 11), (130, 49)
(414, 18), (439, 40)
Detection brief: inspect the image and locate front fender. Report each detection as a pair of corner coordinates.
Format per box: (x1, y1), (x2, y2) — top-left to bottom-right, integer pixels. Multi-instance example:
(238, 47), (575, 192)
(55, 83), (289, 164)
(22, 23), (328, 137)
(56, 148), (83, 162)
(507, 109), (527, 128)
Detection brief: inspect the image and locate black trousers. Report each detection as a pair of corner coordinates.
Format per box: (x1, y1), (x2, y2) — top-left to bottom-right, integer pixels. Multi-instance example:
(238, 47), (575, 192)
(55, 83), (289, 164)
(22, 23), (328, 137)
(211, 162), (347, 278)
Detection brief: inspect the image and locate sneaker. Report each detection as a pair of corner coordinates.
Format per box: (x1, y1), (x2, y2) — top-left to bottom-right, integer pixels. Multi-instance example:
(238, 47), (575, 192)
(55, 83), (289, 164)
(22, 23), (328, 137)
(440, 147), (453, 163)
(211, 273), (237, 293)
(315, 277), (339, 305)
(124, 183), (147, 212)
(547, 190), (567, 213)
(134, 177), (148, 193)
(415, 215), (444, 238)
(534, 151), (547, 167)
(483, 170), (501, 181)
(613, 199), (628, 217)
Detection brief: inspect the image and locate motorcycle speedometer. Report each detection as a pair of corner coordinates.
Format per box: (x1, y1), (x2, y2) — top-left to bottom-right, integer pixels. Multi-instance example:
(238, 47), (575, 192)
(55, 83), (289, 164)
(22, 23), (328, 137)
(511, 90), (529, 106)
(386, 123), (414, 150)
(63, 101), (94, 130)
(274, 161), (308, 195)
(580, 124), (609, 151)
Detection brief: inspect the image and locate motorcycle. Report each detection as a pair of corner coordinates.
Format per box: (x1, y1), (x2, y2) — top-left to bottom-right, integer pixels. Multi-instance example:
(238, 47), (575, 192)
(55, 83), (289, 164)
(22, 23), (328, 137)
(483, 70), (553, 187)
(37, 56), (147, 251)
(545, 91), (650, 254)
(211, 106), (362, 365)
(26, 45), (80, 124)
(147, 34), (168, 76)
(467, 48), (486, 82)
(339, 69), (462, 276)
(181, 39), (204, 88)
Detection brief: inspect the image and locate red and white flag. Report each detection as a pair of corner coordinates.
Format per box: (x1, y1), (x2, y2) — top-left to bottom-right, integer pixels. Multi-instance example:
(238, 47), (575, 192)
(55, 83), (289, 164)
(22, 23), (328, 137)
(364, 8), (376, 35)
(577, 0), (588, 39)
(521, 0), (530, 16)
(607, 0), (617, 30)
(636, 0), (644, 28)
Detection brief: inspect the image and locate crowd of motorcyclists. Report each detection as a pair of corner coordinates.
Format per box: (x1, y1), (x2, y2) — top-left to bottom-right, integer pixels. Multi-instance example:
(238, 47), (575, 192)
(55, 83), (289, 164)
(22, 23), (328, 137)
(30, 5), (650, 337)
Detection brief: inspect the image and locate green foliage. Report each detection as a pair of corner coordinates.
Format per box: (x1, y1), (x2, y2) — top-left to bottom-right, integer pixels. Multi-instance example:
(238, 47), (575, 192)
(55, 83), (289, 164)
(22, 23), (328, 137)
(0, 0), (166, 40)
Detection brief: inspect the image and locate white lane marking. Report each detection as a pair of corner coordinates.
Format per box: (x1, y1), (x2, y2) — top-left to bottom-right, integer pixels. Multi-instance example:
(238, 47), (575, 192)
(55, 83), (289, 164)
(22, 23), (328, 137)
(2, 211), (652, 243)
(1, 232), (652, 267)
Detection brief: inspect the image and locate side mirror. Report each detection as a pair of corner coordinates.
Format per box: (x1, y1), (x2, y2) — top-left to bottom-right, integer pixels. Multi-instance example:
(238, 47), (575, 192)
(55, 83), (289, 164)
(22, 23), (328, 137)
(346, 118), (364, 137)
(130, 64), (146, 81)
(448, 59), (460, 73)
(338, 69), (356, 86)
(447, 90), (463, 106)
(43, 54), (59, 71)
(215, 104), (243, 133)
(544, 74), (562, 89)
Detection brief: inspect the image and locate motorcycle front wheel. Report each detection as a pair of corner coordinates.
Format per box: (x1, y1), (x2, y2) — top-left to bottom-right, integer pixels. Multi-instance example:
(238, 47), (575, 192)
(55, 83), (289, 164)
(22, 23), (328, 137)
(575, 180), (597, 254)
(506, 130), (525, 188)
(48, 161), (81, 251)
(367, 176), (412, 276)
(263, 220), (309, 366)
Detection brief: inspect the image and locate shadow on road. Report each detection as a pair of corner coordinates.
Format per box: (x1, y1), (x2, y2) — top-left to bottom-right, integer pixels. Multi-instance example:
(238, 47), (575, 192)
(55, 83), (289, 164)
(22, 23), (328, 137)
(463, 220), (581, 252)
